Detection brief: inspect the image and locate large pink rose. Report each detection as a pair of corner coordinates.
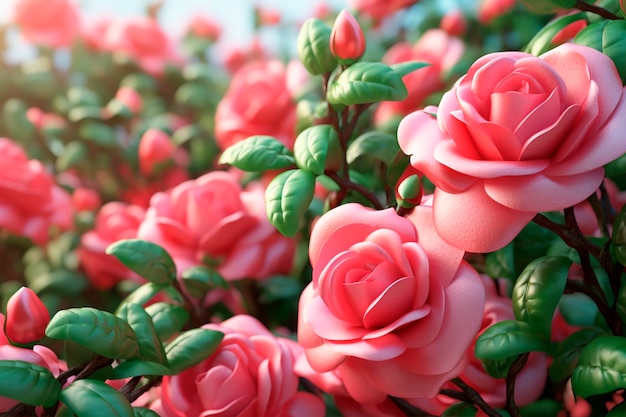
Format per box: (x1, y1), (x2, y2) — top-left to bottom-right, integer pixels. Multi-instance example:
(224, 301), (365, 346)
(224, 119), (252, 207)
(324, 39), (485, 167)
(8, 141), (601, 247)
(298, 203), (485, 403)
(411, 276), (548, 414)
(215, 60), (297, 150)
(152, 315), (325, 417)
(12, 0), (80, 48)
(137, 171), (295, 280)
(78, 202), (146, 290)
(0, 138), (73, 244)
(398, 43), (626, 253)
(375, 29), (464, 126)
(103, 17), (182, 75)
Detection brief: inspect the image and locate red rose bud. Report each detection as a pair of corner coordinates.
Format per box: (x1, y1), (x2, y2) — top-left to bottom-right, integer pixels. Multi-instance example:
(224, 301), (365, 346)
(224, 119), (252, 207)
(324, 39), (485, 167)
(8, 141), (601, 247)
(5, 287), (50, 344)
(330, 10), (366, 64)
(138, 128), (176, 175)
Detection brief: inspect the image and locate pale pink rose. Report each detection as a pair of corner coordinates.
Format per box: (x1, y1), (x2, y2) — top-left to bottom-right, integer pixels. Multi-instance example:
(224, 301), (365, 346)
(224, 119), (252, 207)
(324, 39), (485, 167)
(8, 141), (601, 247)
(12, 0), (80, 48)
(298, 203), (485, 403)
(411, 276), (548, 414)
(374, 29), (464, 125)
(0, 138), (73, 244)
(398, 44), (626, 253)
(137, 171), (295, 281)
(103, 17), (182, 76)
(187, 15), (221, 41)
(349, 0), (418, 22)
(478, 0), (515, 23)
(215, 60), (296, 150)
(152, 315), (325, 417)
(78, 202), (145, 290)
(286, 60), (311, 99)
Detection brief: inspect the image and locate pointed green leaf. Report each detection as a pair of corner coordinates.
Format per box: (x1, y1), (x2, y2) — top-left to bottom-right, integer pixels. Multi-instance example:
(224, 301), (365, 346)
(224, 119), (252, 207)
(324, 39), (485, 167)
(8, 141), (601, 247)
(297, 18), (337, 75)
(327, 62), (408, 105)
(144, 302), (190, 341)
(112, 360), (173, 379)
(133, 408), (161, 417)
(512, 256), (571, 336)
(60, 379), (133, 417)
(106, 239), (176, 285)
(481, 356), (520, 379)
(165, 328), (224, 373)
(390, 61), (430, 78)
(265, 169), (316, 237)
(572, 335), (626, 397)
(575, 19), (626, 84)
(116, 283), (184, 314)
(46, 307), (139, 359)
(612, 206), (626, 267)
(549, 327), (606, 382)
(523, 13), (586, 55)
(181, 266), (228, 298)
(218, 135), (295, 171)
(294, 124), (340, 175)
(484, 244), (516, 280)
(475, 320), (548, 360)
(116, 304), (167, 365)
(346, 131), (399, 166)
(0, 360), (61, 407)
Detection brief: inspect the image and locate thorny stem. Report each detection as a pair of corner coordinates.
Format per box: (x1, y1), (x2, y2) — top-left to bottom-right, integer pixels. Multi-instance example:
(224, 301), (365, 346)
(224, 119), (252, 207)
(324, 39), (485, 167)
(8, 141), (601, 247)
(325, 171), (384, 210)
(505, 353), (529, 417)
(446, 377), (503, 417)
(388, 397), (436, 416)
(574, 0), (621, 19)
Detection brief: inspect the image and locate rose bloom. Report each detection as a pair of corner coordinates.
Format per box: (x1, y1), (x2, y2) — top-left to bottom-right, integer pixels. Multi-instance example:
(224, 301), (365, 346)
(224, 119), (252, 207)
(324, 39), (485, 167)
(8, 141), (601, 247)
(411, 276), (548, 414)
(0, 314), (65, 414)
(137, 171), (295, 281)
(187, 15), (221, 41)
(374, 29), (464, 127)
(298, 203), (485, 403)
(215, 60), (297, 150)
(398, 43), (626, 253)
(12, 0), (80, 48)
(103, 16), (182, 76)
(152, 314), (325, 417)
(349, 0), (418, 22)
(78, 202), (146, 290)
(478, 0), (515, 24)
(0, 138), (73, 245)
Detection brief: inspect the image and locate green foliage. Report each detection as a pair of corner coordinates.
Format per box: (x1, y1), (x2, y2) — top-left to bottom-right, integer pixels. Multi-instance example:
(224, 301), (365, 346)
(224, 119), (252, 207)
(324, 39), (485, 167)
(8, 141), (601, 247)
(46, 307), (140, 359)
(574, 19), (626, 83)
(0, 361), (60, 407)
(524, 13), (587, 55)
(181, 266), (228, 298)
(60, 379), (134, 417)
(389, 61), (430, 77)
(116, 303), (167, 365)
(475, 320), (549, 360)
(293, 124), (341, 175)
(265, 169), (317, 237)
(112, 360), (172, 379)
(106, 239), (177, 285)
(165, 328), (224, 373)
(550, 327), (607, 382)
(297, 18), (337, 75)
(218, 135), (296, 171)
(519, 0), (576, 14)
(144, 302), (191, 341)
(612, 206), (626, 266)
(572, 335), (626, 397)
(346, 131), (399, 166)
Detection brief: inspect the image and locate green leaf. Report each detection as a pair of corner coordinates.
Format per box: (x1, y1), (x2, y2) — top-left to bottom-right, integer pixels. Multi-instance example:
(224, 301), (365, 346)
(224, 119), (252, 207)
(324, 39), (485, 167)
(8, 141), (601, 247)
(519, 399), (563, 417)
(390, 61), (430, 78)
(69, 107), (104, 123)
(181, 266), (228, 298)
(297, 18), (337, 75)
(265, 169), (316, 237)
(67, 86), (102, 107)
(46, 307), (140, 359)
(218, 135), (295, 171)
(106, 239), (176, 285)
(0, 360), (60, 407)
(116, 303), (167, 365)
(144, 302), (190, 341)
(57, 141), (87, 171)
(484, 244), (516, 280)
(549, 327), (607, 382)
(133, 408), (161, 417)
(512, 255), (571, 335)
(165, 328), (224, 373)
(116, 283), (183, 313)
(442, 402), (477, 416)
(481, 356), (520, 379)
(575, 19), (626, 84)
(475, 320), (548, 360)
(520, 0), (576, 14)
(572, 335), (626, 397)
(523, 13), (587, 55)
(60, 379), (134, 417)
(327, 62), (409, 105)
(346, 131), (400, 166)
(607, 401), (626, 417)
(293, 124), (340, 175)
(612, 206), (626, 266)
(112, 360), (172, 379)
(79, 122), (116, 146)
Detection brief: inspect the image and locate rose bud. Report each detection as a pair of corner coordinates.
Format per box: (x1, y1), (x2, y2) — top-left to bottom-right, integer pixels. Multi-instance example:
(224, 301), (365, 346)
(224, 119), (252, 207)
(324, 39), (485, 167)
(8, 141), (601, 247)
(330, 10), (366, 64)
(138, 128), (176, 175)
(5, 287), (50, 345)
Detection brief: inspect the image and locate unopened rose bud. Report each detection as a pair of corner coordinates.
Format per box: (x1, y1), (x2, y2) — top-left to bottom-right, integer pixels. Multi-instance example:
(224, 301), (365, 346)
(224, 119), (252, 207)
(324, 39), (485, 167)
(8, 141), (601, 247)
(396, 173), (422, 209)
(330, 10), (366, 64)
(5, 287), (50, 345)
(440, 9), (467, 37)
(72, 187), (101, 212)
(115, 86), (143, 114)
(138, 128), (176, 175)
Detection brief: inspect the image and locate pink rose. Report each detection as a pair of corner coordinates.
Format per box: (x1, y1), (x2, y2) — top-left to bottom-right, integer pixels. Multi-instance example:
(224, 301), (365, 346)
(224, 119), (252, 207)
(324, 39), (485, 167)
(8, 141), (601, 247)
(187, 15), (221, 41)
(215, 60), (296, 150)
(137, 171), (295, 280)
(398, 43), (626, 253)
(411, 276), (548, 414)
(12, 0), (80, 48)
(374, 29), (464, 126)
(0, 138), (73, 244)
(79, 202), (145, 290)
(348, 0), (417, 22)
(72, 187), (101, 213)
(103, 17), (182, 76)
(478, 0), (515, 24)
(152, 315), (325, 417)
(298, 203), (485, 403)
(138, 129), (177, 176)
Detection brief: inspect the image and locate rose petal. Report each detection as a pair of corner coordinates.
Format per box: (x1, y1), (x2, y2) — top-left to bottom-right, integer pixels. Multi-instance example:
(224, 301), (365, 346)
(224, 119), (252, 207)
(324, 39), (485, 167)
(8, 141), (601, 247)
(326, 332), (407, 361)
(306, 295), (368, 341)
(362, 277), (416, 329)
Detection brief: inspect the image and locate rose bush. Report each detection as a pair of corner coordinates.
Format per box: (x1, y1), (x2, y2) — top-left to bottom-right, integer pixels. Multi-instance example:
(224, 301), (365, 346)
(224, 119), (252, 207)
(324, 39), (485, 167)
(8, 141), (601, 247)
(398, 43), (626, 253)
(298, 203), (485, 403)
(152, 314), (326, 417)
